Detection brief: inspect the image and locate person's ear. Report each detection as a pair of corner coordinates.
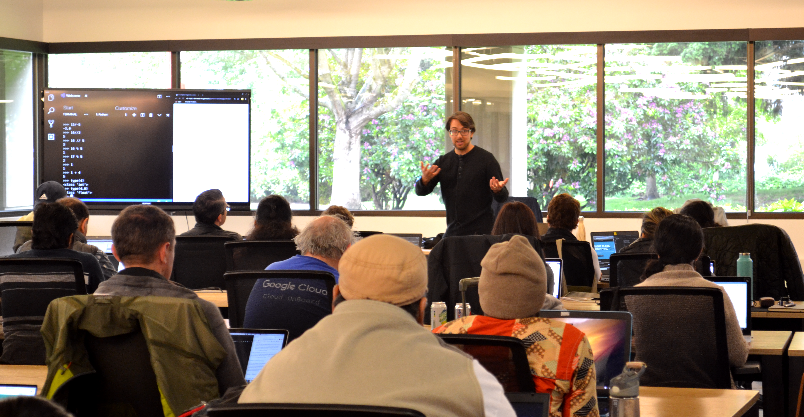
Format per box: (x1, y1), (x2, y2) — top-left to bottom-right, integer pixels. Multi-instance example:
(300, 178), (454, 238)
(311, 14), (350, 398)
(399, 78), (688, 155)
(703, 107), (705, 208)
(417, 297), (427, 326)
(158, 241), (171, 264)
(332, 285), (340, 313)
(67, 233), (74, 249)
(79, 218), (89, 235)
(111, 244), (121, 262)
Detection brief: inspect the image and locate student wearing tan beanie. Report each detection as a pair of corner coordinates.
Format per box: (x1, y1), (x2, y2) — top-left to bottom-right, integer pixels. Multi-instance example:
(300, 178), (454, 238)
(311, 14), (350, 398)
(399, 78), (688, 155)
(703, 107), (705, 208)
(434, 235), (599, 417)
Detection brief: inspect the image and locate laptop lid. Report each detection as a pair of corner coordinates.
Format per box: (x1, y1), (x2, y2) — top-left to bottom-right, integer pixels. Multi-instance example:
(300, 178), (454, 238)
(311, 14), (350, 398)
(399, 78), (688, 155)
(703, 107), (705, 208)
(505, 392), (550, 417)
(0, 384), (38, 399)
(539, 310), (632, 394)
(388, 233), (423, 247)
(709, 277), (751, 335)
(229, 328), (289, 383)
(590, 232), (639, 276)
(545, 258), (563, 299)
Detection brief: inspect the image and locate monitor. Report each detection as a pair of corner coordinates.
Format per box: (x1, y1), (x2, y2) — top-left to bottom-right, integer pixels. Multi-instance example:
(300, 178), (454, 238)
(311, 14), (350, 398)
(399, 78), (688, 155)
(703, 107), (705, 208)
(539, 311), (632, 392)
(41, 89), (251, 210)
(229, 328), (289, 383)
(709, 277), (751, 334)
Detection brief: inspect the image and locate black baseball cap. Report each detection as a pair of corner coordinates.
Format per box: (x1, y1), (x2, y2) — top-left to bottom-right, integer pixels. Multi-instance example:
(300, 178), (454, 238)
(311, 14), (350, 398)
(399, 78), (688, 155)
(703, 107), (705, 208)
(34, 181), (67, 207)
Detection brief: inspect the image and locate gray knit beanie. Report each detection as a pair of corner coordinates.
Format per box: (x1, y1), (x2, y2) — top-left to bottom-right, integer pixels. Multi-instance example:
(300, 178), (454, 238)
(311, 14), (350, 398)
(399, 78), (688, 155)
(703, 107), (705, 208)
(479, 235), (547, 319)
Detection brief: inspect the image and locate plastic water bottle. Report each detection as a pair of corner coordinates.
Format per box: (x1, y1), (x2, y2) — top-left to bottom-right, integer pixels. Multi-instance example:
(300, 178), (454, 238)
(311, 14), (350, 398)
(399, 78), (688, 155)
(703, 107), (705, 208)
(610, 362), (647, 417)
(737, 253), (753, 301)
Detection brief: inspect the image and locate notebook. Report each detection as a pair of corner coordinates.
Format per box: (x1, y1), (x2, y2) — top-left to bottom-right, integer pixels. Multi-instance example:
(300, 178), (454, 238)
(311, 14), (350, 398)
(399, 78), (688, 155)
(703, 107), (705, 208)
(229, 328), (289, 383)
(539, 311), (632, 395)
(0, 384), (37, 399)
(590, 231), (639, 280)
(709, 277), (751, 337)
(545, 258), (563, 299)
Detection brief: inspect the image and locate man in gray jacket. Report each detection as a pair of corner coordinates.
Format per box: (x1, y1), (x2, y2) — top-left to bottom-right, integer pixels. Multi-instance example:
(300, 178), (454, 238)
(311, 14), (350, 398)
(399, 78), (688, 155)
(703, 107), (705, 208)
(94, 204), (245, 395)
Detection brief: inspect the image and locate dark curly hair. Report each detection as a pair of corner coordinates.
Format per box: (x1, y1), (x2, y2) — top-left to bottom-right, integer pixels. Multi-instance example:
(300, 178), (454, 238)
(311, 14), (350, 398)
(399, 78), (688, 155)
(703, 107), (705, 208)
(546, 193), (580, 230)
(31, 202), (78, 250)
(679, 200), (718, 228)
(247, 195), (300, 240)
(491, 202), (539, 238)
(643, 214), (704, 278)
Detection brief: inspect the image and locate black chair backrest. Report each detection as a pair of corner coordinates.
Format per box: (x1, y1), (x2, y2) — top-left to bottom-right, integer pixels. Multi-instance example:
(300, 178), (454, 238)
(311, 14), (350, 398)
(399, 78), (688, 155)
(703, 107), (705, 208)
(226, 270), (337, 330)
(207, 403), (425, 417)
(609, 253), (658, 288)
(0, 221), (33, 255)
(173, 236), (235, 289)
(491, 196), (543, 224)
(53, 328), (164, 417)
(619, 286), (731, 389)
(224, 240), (299, 271)
(0, 258), (87, 364)
(438, 334), (536, 393)
(541, 240), (595, 292)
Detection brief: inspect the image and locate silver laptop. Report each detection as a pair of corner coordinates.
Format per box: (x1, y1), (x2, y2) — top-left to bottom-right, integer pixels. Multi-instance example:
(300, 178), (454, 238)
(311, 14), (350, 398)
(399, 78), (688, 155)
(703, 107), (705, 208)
(709, 277), (752, 343)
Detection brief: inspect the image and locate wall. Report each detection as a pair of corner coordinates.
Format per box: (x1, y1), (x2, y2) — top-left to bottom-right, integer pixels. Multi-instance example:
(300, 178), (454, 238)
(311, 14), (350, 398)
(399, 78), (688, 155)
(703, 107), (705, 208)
(40, 0), (804, 43)
(0, 0), (43, 42)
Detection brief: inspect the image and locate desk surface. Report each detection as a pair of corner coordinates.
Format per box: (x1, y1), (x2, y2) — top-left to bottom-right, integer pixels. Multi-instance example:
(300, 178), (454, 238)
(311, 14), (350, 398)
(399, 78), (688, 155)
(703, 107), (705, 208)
(196, 290), (227, 308)
(789, 332), (804, 357)
(0, 365), (48, 394)
(750, 330), (792, 355)
(639, 386), (758, 417)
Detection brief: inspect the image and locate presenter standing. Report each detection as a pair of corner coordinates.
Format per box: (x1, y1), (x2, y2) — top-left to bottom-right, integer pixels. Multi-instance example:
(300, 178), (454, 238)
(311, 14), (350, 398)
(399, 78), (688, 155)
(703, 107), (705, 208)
(415, 111), (509, 237)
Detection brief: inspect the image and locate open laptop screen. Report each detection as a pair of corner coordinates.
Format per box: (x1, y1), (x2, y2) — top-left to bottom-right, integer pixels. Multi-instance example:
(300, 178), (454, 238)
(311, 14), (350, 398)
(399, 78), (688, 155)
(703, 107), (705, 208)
(0, 384), (37, 399)
(709, 277), (750, 333)
(590, 232), (639, 276)
(539, 311), (632, 390)
(229, 328), (289, 383)
(545, 258), (562, 299)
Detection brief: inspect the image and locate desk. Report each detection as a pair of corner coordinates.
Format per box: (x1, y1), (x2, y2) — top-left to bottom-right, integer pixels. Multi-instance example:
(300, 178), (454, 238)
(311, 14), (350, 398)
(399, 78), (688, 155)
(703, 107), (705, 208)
(749, 330), (793, 417)
(196, 290), (228, 308)
(0, 365), (48, 394)
(752, 302), (804, 332)
(639, 386), (759, 417)
(787, 332), (804, 416)
(560, 298), (600, 311)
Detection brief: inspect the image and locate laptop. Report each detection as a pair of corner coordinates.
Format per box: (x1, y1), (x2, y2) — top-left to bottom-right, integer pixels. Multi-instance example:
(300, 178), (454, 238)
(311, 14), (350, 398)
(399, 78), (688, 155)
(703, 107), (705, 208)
(539, 310), (633, 400)
(86, 236), (121, 270)
(0, 384), (38, 399)
(388, 233), (423, 248)
(709, 277), (751, 342)
(590, 231), (639, 281)
(505, 392), (550, 417)
(229, 328), (289, 383)
(545, 258), (563, 299)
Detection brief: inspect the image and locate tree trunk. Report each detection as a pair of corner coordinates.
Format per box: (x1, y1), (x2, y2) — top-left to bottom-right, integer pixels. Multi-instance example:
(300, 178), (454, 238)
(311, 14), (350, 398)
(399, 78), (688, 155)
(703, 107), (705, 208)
(330, 122), (362, 209)
(646, 174), (660, 200)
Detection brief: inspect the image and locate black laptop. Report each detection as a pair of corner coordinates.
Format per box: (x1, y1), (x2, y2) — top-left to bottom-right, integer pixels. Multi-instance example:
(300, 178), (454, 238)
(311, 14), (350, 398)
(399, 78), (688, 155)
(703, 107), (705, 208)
(229, 328), (289, 383)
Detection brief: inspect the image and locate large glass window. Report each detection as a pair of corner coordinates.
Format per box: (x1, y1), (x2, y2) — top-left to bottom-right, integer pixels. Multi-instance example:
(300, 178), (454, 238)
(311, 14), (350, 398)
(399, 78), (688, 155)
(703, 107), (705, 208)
(605, 42), (748, 212)
(460, 45), (598, 211)
(317, 47), (449, 210)
(48, 52), (171, 88)
(754, 40), (804, 212)
(181, 50), (310, 208)
(1, 50), (34, 210)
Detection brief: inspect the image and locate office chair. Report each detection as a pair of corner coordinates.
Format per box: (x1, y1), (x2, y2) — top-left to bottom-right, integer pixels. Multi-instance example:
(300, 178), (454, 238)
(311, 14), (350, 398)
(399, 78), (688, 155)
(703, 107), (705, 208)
(0, 258), (86, 365)
(233, 270), (336, 336)
(224, 240), (299, 271)
(173, 236), (235, 289)
(438, 334), (536, 392)
(206, 403), (425, 417)
(609, 253), (658, 288)
(541, 240), (596, 293)
(617, 286), (732, 389)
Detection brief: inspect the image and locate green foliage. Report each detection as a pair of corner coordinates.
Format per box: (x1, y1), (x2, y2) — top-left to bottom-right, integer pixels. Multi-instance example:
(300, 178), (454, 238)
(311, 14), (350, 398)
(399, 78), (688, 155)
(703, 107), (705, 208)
(762, 198), (804, 212)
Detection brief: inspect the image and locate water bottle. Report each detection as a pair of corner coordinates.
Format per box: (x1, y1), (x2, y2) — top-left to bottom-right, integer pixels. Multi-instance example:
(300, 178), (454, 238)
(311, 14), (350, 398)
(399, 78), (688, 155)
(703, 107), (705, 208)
(610, 362), (647, 417)
(737, 253), (753, 301)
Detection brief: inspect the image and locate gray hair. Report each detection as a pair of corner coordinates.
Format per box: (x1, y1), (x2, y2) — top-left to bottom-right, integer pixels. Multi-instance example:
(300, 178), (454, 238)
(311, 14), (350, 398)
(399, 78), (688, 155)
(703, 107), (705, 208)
(294, 215), (353, 260)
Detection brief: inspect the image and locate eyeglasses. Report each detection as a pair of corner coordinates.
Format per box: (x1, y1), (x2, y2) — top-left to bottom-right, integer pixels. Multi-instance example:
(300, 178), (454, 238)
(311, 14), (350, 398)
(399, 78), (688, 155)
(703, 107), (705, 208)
(448, 129), (472, 137)
(224, 205), (231, 212)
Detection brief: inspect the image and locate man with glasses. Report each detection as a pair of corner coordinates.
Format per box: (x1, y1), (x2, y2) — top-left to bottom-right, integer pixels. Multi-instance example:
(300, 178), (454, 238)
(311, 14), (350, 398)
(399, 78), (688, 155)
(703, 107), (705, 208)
(415, 111), (509, 237)
(179, 189), (243, 240)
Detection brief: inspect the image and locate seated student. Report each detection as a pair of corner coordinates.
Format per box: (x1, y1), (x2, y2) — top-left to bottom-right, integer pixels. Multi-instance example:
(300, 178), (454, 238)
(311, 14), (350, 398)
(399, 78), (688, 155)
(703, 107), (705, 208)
(635, 214), (748, 380)
(240, 235), (516, 417)
(678, 199), (721, 229)
(94, 205), (245, 394)
(6, 202), (104, 293)
(541, 193), (602, 282)
(243, 215), (352, 341)
(17, 197), (116, 281)
(322, 205), (355, 229)
(434, 235), (598, 417)
(619, 206), (673, 254)
(246, 195), (299, 240)
(492, 201), (563, 310)
(179, 189), (242, 240)
(15, 181), (68, 251)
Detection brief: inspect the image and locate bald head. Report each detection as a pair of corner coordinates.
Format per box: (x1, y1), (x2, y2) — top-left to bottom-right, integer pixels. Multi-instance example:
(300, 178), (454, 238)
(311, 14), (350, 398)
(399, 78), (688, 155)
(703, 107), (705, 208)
(294, 215), (353, 260)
